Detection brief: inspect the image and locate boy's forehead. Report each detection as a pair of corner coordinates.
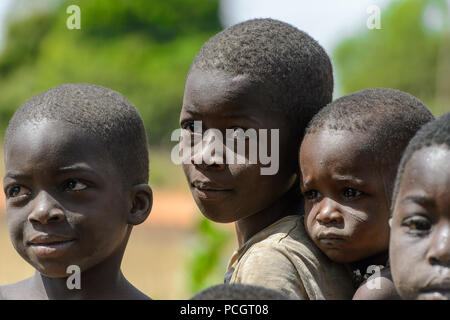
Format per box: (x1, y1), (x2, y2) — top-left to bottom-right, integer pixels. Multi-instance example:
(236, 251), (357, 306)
(5, 120), (109, 169)
(183, 68), (273, 118)
(400, 146), (450, 194)
(302, 129), (374, 165)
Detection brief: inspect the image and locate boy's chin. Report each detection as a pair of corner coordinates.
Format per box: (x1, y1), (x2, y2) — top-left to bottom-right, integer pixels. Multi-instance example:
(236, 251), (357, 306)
(33, 263), (77, 279)
(201, 210), (240, 224)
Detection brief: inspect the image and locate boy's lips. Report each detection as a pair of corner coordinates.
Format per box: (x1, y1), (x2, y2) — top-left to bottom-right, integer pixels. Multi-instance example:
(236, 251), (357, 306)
(191, 181), (233, 200)
(419, 278), (450, 300)
(27, 234), (76, 258)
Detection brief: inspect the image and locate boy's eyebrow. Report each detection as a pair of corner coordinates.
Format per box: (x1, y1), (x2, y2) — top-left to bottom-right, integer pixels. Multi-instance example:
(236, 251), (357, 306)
(55, 164), (103, 178)
(401, 195), (436, 208)
(184, 108), (261, 124)
(331, 175), (366, 186)
(4, 172), (32, 180)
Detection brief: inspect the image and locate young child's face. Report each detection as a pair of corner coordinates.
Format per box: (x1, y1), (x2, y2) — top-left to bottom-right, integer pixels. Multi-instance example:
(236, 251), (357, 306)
(3, 120), (132, 278)
(180, 69), (299, 223)
(390, 146), (450, 300)
(299, 129), (391, 263)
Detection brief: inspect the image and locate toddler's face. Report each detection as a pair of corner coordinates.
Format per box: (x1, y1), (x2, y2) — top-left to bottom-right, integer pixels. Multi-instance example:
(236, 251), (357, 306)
(299, 129), (391, 263)
(180, 69), (299, 223)
(390, 146), (450, 300)
(3, 120), (131, 277)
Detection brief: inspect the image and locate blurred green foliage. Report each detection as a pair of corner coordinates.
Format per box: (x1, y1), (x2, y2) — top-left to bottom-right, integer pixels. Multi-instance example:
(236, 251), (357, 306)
(0, 0), (221, 144)
(334, 0), (450, 115)
(186, 218), (232, 295)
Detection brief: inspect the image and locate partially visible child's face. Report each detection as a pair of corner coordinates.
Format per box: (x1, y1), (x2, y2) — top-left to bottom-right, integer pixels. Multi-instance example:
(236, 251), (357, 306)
(390, 146), (450, 300)
(3, 120), (132, 278)
(180, 69), (299, 223)
(299, 129), (391, 263)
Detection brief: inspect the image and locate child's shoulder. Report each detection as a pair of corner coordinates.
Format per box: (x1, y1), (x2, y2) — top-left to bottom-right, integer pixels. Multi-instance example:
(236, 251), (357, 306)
(246, 214), (330, 263)
(231, 215), (354, 299)
(0, 277), (35, 300)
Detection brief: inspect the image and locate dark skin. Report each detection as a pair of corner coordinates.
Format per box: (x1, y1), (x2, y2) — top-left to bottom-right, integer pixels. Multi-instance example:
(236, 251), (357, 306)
(180, 69), (301, 247)
(299, 129), (399, 299)
(390, 146), (450, 300)
(0, 120), (153, 300)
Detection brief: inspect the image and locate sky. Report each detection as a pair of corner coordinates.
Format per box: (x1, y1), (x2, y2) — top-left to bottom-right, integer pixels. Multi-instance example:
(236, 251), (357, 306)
(0, 0), (13, 51)
(220, 0), (393, 53)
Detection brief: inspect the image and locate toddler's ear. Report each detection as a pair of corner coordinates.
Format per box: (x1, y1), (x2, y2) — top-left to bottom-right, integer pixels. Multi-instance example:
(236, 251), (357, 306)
(388, 218), (392, 228)
(127, 184), (153, 225)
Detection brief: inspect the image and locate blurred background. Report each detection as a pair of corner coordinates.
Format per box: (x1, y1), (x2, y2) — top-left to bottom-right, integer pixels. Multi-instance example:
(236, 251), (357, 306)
(0, 0), (449, 299)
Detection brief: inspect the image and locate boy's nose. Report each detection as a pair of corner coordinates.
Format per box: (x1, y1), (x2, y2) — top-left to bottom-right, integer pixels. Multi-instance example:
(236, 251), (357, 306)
(28, 192), (64, 225)
(316, 198), (344, 226)
(427, 224), (450, 267)
(192, 130), (226, 170)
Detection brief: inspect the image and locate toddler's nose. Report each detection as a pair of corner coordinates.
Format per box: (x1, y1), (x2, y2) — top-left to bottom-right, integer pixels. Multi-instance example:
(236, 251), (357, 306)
(316, 198), (344, 226)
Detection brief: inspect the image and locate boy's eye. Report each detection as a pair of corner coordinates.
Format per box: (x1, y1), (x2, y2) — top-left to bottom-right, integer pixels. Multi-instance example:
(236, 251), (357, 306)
(304, 189), (320, 201)
(6, 185), (31, 198)
(181, 121), (195, 132)
(343, 188), (363, 199)
(402, 216), (432, 233)
(63, 179), (88, 192)
(229, 127), (247, 139)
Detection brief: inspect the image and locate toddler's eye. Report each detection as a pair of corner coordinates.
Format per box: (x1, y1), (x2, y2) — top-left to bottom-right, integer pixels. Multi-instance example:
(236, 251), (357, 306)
(6, 185), (31, 199)
(402, 216), (432, 233)
(304, 189), (320, 201)
(343, 188), (363, 199)
(63, 179), (87, 192)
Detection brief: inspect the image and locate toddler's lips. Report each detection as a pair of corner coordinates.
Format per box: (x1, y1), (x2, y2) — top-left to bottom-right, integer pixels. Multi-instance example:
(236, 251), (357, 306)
(317, 233), (347, 246)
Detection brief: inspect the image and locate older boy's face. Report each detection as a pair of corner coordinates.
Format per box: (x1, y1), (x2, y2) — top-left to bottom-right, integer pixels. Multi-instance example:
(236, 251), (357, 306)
(3, 120), (131, 277)
(390, 146), (450, 300)
(180, 69), (298, 223)
(300, 129), (391, 263)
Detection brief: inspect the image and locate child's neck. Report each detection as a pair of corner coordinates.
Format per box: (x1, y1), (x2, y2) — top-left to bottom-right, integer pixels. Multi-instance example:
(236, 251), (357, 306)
(28, 245), (148, 299)
(351, 250), (389, 274)
(234, 186), (303, 247)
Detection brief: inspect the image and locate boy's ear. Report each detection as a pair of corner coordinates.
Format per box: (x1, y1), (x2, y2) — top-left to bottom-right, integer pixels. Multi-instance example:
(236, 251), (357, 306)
(127, 184), (153, 226)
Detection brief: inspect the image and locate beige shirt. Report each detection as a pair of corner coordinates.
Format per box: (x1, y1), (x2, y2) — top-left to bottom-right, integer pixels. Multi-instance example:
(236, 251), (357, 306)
(224, 215), (355, 300)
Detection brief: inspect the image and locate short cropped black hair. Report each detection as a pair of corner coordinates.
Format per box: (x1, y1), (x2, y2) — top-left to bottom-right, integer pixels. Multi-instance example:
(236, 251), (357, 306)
(305, 88), (435, 196)
(5, 83), (149, 185)
(190, 284), (291, 300)
(190, 18), (333, 138)
(392, 112), (450, 208)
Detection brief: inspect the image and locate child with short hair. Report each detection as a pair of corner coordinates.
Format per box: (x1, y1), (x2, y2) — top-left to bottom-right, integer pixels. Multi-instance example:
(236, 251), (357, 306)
(299, 88), (435, 299)
(0, 83), (153, 300)
(389, 112), (450, 300)
(180, 18), (355, 299)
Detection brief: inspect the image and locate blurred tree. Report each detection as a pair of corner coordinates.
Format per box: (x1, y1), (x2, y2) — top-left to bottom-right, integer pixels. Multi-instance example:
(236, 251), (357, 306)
(0, 0), (221, 144)
(186, 218), (231, 295)
(334, 0), (450, 115)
